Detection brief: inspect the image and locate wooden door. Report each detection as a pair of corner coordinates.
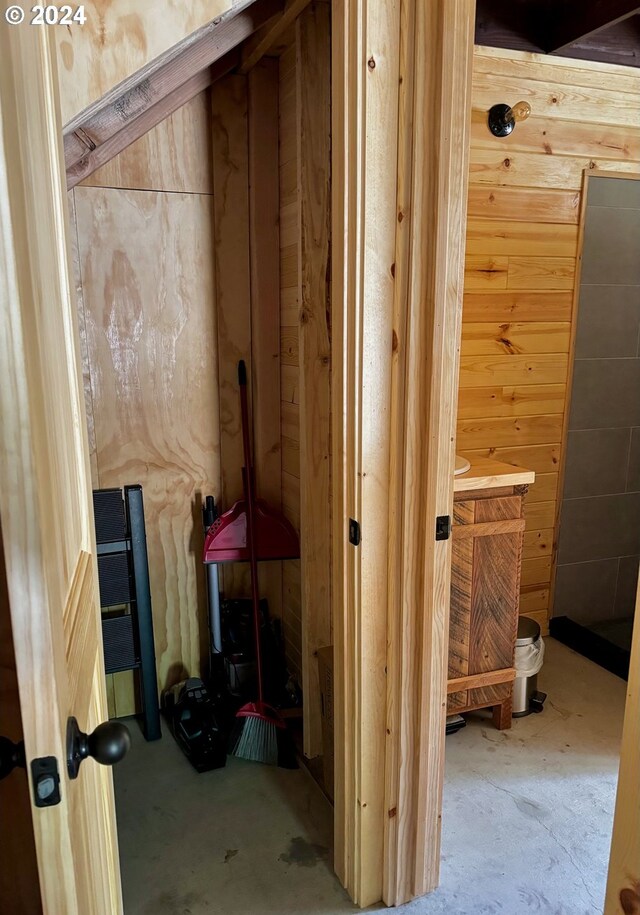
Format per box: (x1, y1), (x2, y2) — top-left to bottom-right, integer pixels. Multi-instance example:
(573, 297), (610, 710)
(605, 579), (640, 914)
(0, 23), (122, 915)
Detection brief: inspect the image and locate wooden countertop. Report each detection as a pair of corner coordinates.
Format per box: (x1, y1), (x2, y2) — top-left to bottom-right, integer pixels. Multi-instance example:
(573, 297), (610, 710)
(453, 458), (535, 493)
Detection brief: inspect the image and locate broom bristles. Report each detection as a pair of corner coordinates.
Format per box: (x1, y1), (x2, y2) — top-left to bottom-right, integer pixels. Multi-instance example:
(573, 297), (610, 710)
(229, 715), (278, 766)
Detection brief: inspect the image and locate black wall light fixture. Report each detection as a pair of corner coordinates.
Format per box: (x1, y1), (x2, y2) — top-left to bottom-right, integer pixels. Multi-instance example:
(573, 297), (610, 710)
(488, 100), (531, 137)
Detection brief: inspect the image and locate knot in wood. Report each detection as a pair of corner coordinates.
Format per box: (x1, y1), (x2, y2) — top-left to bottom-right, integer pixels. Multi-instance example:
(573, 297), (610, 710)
(367, 56), (376, 70)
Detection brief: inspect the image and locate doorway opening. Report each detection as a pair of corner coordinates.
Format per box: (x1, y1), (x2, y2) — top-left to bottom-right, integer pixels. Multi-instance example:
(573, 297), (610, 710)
(70, 5), (339, 911)
(550, 174), (640, 681)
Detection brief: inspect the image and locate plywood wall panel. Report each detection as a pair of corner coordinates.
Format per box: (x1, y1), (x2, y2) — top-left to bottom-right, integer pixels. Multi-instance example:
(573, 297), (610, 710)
(74, 186), (219, 701)
(81, 93), (213, 195)
(458, 46), (640, 629)
(55, 0), (241, 123)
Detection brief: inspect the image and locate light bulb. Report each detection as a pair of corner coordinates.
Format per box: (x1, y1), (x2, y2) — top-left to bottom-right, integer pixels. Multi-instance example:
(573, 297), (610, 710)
(507, 101), (531, 123)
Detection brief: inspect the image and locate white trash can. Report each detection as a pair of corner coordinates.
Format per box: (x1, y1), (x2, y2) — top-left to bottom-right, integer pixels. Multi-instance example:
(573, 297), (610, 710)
(513, 616), (547, 717)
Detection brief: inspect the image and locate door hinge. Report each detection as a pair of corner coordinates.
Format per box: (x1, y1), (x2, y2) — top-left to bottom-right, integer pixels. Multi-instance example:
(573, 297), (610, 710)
(349, 518), (361, 546)
(435, 515), (452, 541)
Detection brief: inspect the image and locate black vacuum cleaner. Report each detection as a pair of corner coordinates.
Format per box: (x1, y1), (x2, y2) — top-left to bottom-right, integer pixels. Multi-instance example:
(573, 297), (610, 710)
(162, 677), (227, 772)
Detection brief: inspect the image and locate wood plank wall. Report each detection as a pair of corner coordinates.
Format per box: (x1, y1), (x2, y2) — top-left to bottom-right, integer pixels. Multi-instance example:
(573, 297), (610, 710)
(278, 36), (303, 685)
(278, 6), (332, 757)
(458, 47), (640, 633)
(69, 94), (219, 716)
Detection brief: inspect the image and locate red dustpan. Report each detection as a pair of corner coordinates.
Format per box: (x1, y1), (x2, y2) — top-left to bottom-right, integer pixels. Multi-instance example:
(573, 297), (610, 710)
(202, 375), (299, 565)
(203, 498), (298, 564)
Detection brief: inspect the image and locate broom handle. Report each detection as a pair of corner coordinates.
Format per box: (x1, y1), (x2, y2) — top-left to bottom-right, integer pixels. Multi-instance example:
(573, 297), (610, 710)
(238, 360), (264, 705)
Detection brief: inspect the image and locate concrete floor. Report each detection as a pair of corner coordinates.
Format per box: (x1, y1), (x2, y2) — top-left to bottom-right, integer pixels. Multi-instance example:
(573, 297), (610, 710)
(114, 639), (626, 915)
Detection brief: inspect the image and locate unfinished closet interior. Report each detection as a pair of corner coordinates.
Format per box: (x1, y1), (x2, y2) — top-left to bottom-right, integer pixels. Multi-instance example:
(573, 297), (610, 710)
(65, 0), (336, 900)
(72, 10), (328, 732)
(2, 1), (640, 913)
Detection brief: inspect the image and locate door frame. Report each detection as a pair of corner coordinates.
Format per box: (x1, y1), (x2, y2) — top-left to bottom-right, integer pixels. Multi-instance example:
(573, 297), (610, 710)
(331, 0), (476, 906)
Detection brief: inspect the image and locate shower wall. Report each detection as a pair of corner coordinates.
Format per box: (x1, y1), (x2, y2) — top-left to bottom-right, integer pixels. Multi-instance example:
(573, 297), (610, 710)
(554, 176), (640, 631)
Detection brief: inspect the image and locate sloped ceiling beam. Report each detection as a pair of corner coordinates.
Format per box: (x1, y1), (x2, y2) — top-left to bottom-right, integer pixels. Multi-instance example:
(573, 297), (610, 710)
(64, 0), (283, 189)
(238, 0), (313, 73)
(546, 0), (640, 53)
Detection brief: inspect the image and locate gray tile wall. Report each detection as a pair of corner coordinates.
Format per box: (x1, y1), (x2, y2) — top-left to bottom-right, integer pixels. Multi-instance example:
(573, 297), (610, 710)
(554, 177), (640, 626)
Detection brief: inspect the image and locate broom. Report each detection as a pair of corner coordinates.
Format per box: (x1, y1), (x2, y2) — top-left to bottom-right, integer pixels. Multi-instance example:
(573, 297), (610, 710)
(229, 360), (288, 766)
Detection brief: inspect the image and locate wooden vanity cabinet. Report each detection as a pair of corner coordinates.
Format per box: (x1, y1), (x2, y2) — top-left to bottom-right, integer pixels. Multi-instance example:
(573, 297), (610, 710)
(447, 483), (528, 729)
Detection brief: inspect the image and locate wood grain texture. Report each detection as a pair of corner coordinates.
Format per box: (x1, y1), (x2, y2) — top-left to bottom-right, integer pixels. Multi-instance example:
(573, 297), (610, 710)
(467, 186), (580, 224)
(470, 531), (521, 672)
(605, 579), (640, 913)
(0, 528), (41, 913)
(212, 75), (252, 600)
(248, 59), (283, 626)
(447, 667), (515, 693)
(469, 109), (640, 163)
(461, 443), (561, 474)
(56, 0), (255, 123)
(459, 353), (569, 387)
(74, 186), (218, 701)
(453, 458), (534, 492)
(332, 0), (404, 903)
(460, 48), (640, 631)
(523, 528), (555, 559)
(461, 321), (571, 355)
(240, 0), (313, 72)
(279, 38), (302, 684)
(465, 218), (578, 257)
(456, 414), (563, 449)
(458, 383), (566, 418)
(297, 3), (332, 759)
(0, 26), (121, 912)
(449, 536), (473, 679)
(447, 487), (525, 729)
(462, 291), (573, 323)
(81, 92), (214, 194)
(383, 0), (474, 904)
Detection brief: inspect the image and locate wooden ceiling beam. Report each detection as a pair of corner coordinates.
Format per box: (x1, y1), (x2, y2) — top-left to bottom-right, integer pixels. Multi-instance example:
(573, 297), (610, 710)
(66, 52), (239, 190)
(238, 0), (313, 73)
(546, 1), (640, 53)
(63, 0), (283, 187)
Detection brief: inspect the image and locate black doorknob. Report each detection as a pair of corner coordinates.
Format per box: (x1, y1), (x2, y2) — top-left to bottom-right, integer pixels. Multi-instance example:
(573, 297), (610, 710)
(67, 716), (131, 779)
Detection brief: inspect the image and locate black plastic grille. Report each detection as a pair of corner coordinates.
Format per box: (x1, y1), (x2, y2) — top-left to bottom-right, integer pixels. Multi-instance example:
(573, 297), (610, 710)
(102, 614), (138, 673)
(93, 489), (127, 543)
(97, 553), (132, 606)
